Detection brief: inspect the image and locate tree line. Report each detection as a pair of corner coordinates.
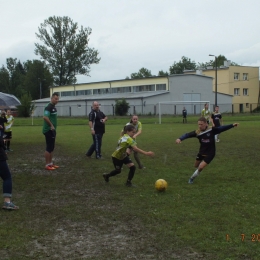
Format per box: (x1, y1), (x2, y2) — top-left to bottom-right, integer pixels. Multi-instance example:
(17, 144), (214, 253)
(126, 55), (238, 79)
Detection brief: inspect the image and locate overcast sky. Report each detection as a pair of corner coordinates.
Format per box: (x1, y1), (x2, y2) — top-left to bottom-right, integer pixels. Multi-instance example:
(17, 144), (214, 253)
(1, 0), (260, 84)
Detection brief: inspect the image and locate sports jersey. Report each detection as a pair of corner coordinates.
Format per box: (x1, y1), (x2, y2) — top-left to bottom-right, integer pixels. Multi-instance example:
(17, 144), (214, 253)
(42, 102), (58, 134)
(201, 108), (211, 121)
(126, 121), (142, 132)
(112, 134), (137, 160)
(211, 112), (222, 127)
(179, 124), (234, 156)
(4, 115), (14, 132)
(88, 109), (106, 134)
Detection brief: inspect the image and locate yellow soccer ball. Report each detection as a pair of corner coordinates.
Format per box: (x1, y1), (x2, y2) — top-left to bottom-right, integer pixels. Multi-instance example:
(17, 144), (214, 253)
(155, 179), (168, 192)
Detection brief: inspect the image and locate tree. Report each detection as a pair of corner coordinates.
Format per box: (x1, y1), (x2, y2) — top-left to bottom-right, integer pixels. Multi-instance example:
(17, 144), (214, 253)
(169, 56), (196, 74)
(0, 66), (10, 93)
(129, 67), (153, 79)
(197, 55), (239, 69)
(35, 16), (100, 86)
(158, 70), (169, 76)
(23, 60), (53, 100)
(115, 99), (130, 116)
(17, 93), (34, 117)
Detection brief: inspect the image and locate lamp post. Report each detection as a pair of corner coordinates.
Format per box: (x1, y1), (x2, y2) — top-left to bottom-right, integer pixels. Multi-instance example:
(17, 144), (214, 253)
(209, 54), (217, 108)
(38, 78), (46, 99)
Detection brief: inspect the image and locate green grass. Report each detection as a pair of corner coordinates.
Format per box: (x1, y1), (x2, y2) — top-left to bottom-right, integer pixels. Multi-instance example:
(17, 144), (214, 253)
(0, 115), (260, 259)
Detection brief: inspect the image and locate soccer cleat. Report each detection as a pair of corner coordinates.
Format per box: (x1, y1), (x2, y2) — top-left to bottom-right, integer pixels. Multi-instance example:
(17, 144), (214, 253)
(125, 180), (137, 187)
(51, 164), (59, 169)
(103, 173), (109, 183)
(2, 202), (19, 210)
(45, 165), (55, 170)
(188, 178), (194, 184)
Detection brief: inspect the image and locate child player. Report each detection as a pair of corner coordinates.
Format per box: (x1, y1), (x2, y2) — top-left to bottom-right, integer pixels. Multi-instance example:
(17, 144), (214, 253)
(211, 105), (223, 142)
(103, 124), (154, 187)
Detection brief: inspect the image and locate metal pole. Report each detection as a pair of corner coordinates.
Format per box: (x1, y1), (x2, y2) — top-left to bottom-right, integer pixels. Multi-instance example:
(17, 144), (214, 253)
(40, 81), (42, 99)
(215, 57), (217, 107)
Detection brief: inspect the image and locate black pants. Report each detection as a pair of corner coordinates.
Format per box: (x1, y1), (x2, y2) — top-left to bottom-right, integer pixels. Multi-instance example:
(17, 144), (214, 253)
(86, 133), (103, 158)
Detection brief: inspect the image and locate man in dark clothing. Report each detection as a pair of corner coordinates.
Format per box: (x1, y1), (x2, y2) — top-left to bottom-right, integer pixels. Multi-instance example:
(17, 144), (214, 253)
(0, 134), (19, 209)
(42, 92), (59, 170)
(86, 101), (108, 159)
(0, 111), (7, 151)
(175, 117), (238, 184)
(0, 111), (7, 138)
(182, 107), (187, 123)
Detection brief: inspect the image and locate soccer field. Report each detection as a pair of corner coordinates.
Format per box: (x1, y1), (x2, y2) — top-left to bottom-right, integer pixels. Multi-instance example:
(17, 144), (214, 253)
(1, 116), (260, 259)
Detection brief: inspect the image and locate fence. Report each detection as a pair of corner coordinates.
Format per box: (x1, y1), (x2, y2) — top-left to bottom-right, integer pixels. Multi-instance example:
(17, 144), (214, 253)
(33, 103), (260, 117)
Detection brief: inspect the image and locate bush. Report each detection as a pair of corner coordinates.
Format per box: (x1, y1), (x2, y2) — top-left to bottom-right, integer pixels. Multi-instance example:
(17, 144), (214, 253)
(115, 99), (130, 116)
(17, 94), (35, 117)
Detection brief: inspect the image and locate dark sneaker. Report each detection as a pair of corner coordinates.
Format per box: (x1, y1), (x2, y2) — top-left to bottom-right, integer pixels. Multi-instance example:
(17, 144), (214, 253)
(2, 202), (19, 210)
(188, 178), (194, 184)
(103, 173), (109, 183)
(125, 181), (137, 187)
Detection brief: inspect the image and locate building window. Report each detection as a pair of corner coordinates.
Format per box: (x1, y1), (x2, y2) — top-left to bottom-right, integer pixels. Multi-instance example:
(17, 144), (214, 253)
(243, 73), (248, 80)
(246, 103), (249, 108)
(234, 88), (240, 95)
(93, 88), (110, 95)
(156, 84), (166, 91)
(61, 91), (75, 97)
(133, 84), (155, 92)
(111, 86), (131, 94)
(243, 88), (248, 96)
(76, 89), (92, 96)
(234, 73), (239, 80)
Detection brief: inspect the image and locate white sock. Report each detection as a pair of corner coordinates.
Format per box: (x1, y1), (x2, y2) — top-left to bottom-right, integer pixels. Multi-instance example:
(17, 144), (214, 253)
(190, 169), (200, 179)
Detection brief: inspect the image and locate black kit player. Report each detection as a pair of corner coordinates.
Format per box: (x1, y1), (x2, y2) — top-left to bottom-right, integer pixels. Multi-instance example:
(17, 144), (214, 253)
(211, 105), (223, 142)
(182, 107), (187, 123)
(175, 117), (239, 184)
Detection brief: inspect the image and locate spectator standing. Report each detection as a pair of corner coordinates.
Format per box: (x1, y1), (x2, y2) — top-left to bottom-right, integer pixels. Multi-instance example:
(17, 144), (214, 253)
(0, 111), (7, 138)
(86, 101), (108, 159)
(182, 107), (187, 123)
(4, 109), (14, 152)
(211, 106), (223, 142)
(201, 103), (211, 124)
(42, 93), (59, 170)
(0, 134), (19, 210)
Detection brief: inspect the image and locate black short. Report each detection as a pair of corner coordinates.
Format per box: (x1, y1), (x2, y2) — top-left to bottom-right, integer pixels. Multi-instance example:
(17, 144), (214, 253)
(3, 132), (12, 140)
(112, 156), (133, 170)
(196, 153), (215, 164)
(44, 130), (56, 153)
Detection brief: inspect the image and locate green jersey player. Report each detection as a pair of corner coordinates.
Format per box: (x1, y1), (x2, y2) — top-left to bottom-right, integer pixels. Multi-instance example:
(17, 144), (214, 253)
(103, 124), (154, 187)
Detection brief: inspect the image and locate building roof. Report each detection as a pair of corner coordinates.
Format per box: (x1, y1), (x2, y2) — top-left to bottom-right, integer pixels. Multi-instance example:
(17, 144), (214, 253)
(34, 90), (169, 103)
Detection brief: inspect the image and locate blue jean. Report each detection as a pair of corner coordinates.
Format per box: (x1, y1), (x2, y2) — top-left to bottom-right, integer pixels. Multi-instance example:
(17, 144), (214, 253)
(0, 161), (12, 198)
(86, 133), (103, 158)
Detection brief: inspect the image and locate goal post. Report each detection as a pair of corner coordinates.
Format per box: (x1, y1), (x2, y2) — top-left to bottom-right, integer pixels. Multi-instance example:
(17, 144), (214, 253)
(158, 101), (210, 124)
